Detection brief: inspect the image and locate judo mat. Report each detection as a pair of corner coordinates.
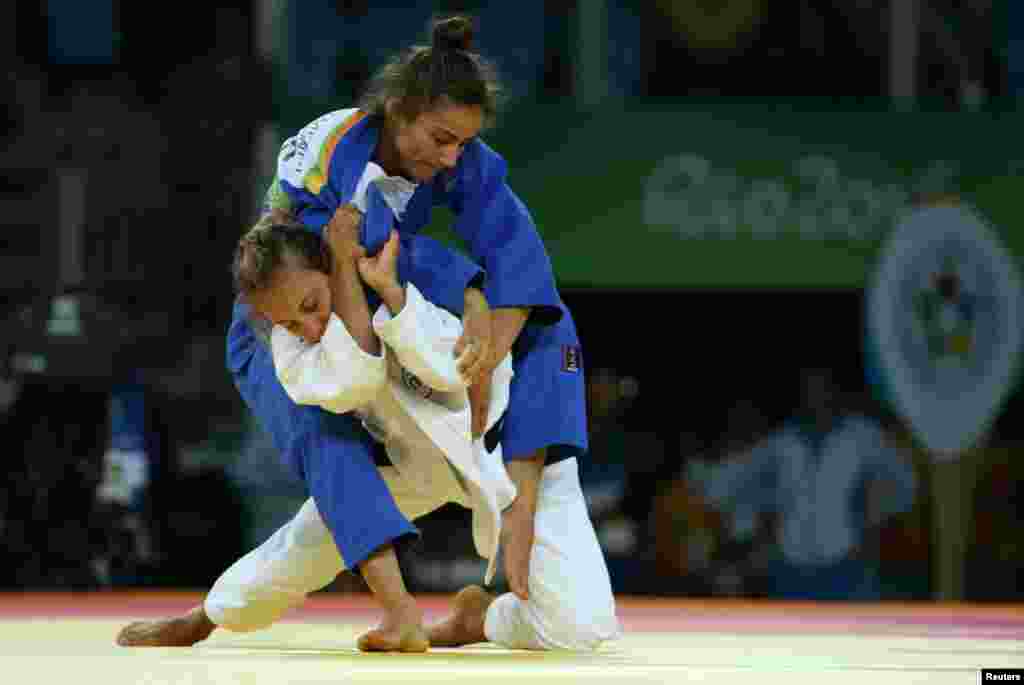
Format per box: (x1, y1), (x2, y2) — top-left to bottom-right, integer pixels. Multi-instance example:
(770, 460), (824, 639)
(1, 592), (1020, 684)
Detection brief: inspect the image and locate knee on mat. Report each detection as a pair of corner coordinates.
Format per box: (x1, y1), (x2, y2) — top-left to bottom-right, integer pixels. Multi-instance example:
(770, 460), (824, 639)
(541, 598), (619, 650)
(210, 602), (283, 633)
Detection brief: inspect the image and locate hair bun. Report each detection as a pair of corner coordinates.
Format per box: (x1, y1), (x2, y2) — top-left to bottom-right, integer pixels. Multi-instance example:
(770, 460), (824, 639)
(432, 16), (473, 52)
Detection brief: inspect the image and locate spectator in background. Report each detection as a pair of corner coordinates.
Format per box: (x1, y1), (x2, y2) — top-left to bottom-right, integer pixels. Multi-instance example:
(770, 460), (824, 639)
(649, 397), (773, 597)
(576, 367), (666, 593)
(2, 380), (108, 589)
(0, 61), (48, 152)
(0, 369), (25, 588)
(93, 376), (159, 586)
(712, 399), (778, 595)
(967, 459), (1024, 601)
(227, 415), (309, 553)
(699, 366), (918, 600)
(143, 337), (247, 589)
(578, 368), (634, 521)
(851, 392), (932, 599)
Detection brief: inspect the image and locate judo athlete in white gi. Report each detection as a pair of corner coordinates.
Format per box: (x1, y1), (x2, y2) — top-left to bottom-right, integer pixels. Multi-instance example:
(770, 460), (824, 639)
(117, 15), (618, 652)
(244, 222), (616, 652)
(119, 207), (494, 651)
(222, 218), (520, 650)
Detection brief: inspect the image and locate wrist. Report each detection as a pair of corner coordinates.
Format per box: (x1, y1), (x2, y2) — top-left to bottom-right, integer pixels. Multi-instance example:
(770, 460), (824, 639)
(476, 352), (500, 376)
(379, 283), (406, 315)
(464, 287), (488, 310)
(333, 253), (361, 277)
(505, 454), (544, 508)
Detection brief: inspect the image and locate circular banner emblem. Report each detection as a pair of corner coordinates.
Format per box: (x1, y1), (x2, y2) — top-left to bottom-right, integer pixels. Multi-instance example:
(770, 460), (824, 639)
(867, 205), (1023, 458)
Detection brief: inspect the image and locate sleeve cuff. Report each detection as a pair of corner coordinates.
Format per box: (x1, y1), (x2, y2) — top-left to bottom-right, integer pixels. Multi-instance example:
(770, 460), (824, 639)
(466, 270), (486, 291)
(484, 281), (563, 326)
(321, 313), (385, 363)
(372, 282), (426, 347)
(372, 282), (465, 391)
(271, 314), (386, 373)
(271, 313), (386, 409)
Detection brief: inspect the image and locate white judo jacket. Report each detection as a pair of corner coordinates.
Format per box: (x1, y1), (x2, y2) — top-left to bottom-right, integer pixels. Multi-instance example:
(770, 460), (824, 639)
(270, 283), (516, 583)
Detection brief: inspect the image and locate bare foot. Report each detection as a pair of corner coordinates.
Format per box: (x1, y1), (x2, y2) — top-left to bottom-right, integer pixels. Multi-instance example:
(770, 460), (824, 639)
(356, 598), (429, 653)
(116, 606), (216, 647)
(427, 585), (495, 647)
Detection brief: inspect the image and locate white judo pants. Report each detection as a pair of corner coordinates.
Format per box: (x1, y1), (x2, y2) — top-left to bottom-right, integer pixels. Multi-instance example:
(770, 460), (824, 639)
(204, 457), (621, 651)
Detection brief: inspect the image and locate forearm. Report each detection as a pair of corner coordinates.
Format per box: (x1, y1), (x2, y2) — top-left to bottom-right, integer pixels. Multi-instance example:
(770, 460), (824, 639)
(505, 451), (545, 514)
(460, 295), (528, 437)
(488, 305), (530, 367)
(331, 260), (380, 356)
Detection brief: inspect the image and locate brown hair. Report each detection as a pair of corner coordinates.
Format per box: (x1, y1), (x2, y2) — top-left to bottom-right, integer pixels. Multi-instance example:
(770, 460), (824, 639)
(232, 220), (331, 295)
(358, 15), (502, 127)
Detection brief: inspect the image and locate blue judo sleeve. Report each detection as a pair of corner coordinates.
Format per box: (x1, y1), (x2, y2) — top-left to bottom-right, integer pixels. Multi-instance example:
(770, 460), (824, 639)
(434, 141), (590, 461)
(227, 300), (417, 570)
(225, 237), (483, 571)
(402, 139), (590, 461)
(440, 140), (565, 325)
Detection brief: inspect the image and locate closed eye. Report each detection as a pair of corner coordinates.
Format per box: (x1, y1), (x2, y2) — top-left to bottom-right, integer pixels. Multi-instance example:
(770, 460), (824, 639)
(434, 133), (475, 149)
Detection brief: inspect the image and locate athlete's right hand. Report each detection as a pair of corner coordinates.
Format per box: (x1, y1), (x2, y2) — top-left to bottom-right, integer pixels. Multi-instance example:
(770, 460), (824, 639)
(456, 288), (493, 384)
(324, 204), (366, 261)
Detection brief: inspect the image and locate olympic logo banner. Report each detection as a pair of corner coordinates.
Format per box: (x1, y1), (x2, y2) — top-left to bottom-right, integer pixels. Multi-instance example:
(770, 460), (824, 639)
(867, 204), (1023, 457)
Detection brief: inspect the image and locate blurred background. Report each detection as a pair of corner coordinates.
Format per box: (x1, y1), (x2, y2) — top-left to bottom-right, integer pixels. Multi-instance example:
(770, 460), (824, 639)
(2, 0), (1022, 604)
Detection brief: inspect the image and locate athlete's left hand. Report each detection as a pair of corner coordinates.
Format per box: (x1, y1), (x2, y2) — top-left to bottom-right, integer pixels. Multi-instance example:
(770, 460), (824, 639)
(456, 288), (492, 384)
(324, 204), (365, 261)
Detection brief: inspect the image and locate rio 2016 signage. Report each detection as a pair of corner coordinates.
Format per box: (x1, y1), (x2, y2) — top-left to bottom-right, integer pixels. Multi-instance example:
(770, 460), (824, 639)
(644, 154), (956, 243)
(406, 102), (1022, 289)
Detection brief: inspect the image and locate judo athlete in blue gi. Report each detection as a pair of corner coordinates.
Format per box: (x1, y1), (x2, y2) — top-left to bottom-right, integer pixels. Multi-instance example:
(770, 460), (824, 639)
(116, 16), (618, 652)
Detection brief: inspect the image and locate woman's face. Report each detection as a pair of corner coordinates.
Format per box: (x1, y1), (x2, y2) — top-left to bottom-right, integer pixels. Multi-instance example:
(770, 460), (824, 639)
(389, 101), (484, 182)
(249, 265), (332, 344)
